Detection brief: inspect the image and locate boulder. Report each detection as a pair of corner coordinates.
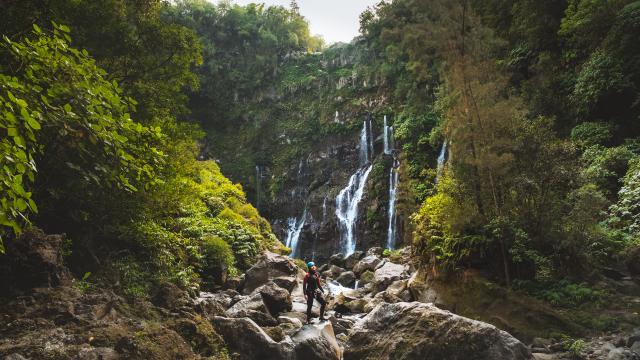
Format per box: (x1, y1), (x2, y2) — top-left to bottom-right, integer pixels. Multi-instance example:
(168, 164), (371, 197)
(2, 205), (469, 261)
(193, 290), (237, 318)
(366, 247), (384, 257)
(152, 282), (190, 310)
(213, 316), (341, 360)
(328, 265), (346, 278)
(329, 254), (346, 268)
(344, 251), (365, 270)
(358, 270), (374, 286)
(278, 315), (304, 328)
(242, 252), (299, 295)
(227, 293), (277, 326)
(258, 282), (292, 316)
(213, 316), (293, 360)
(373, 262), (407, 292)
(291, 322), (341, 360)
(0, 229), (71, 293)
(345, 302), (532, 360)
(353, 256), (382, 276)
(336, 271), (356, 288)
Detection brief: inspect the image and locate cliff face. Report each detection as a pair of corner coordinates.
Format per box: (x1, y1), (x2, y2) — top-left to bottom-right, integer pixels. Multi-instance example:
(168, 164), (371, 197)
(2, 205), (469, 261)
(265, 126), (399, 263)
(205, 41), (410, 261)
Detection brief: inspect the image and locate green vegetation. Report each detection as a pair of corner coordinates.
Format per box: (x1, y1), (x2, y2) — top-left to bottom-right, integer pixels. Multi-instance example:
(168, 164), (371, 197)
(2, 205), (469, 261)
(358, 0), (640, 296)
(0, 0), (292, 298)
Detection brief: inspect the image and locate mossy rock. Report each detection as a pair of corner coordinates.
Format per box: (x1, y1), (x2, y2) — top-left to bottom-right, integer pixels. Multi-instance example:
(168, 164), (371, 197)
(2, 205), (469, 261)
(359, 270), (374, 285)
(168, 316), (230, 359)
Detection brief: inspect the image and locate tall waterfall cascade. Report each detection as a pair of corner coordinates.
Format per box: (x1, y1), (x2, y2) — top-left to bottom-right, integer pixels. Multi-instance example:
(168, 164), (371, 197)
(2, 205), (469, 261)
(284, 209), (307, 258)
(436, 140), (448, 182)
(383, 115), (394, 155)
(336, 121), (374, 256)
(384, 117), (400, 249)
(386, 163), (399, 249)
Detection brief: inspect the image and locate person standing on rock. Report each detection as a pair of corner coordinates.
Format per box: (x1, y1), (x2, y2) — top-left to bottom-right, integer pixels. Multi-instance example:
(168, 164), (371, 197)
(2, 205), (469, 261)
(303, 261), (327, 324)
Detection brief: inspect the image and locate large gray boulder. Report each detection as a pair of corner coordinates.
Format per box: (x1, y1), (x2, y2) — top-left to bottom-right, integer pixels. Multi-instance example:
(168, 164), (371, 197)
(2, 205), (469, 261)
(227, 293), (277, 326)
(336, 271), (356, 287)
(353, 255), (382, 276)
(291, 322), (341, 360)
(258, 281), (292, 316)
(213, 316), (341, 360)
(344, 302), (532, 360)
(242, 252), (300, 295)
(213, 316), (293, 360)
(373, 262), (407, 292)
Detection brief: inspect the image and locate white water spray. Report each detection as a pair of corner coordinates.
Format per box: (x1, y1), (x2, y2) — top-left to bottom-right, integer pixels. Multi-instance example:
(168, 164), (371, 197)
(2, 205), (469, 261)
(386, 164), (399, 249)
(436, 140), (448, 182)
(284, 210), (307, 258)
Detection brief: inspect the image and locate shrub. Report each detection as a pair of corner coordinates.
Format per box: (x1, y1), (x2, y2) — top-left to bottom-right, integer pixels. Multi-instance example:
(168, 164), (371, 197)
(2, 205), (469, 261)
(200, 235), (236, 283)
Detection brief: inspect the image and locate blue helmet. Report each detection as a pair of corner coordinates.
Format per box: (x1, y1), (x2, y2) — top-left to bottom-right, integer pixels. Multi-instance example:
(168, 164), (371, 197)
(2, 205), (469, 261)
(307, 261), (315, 268)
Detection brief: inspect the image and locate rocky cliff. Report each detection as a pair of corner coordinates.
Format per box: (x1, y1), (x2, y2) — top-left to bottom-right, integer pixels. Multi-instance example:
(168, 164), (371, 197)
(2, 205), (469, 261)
(206, 42), (413, 262)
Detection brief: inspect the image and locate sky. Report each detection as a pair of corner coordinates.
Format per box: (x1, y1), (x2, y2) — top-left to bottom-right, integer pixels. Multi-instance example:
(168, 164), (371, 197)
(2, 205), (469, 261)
(225, 0), (381, 44)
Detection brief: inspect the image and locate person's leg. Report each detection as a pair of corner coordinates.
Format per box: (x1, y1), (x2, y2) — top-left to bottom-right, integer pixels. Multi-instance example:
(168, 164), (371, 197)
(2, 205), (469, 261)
(306, 292), (314, 323)
(316, 292), (327, 320)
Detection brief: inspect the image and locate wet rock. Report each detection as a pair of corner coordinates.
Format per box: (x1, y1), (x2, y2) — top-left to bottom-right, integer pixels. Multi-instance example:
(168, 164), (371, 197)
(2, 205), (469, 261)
(353, 256), (382, 276)
(373, 262), (407, 292)
(345, 302), (532, 360)
(291, 322), (341, 360)
(336, 271), (356, 288)
(242, 252), (299, 295)
(278, 315), (303, 328)
(329, 254), (346, 268)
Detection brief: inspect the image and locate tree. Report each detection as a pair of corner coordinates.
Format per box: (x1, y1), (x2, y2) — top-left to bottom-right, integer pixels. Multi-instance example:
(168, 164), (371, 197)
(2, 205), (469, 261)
(0, 24), (164, 251)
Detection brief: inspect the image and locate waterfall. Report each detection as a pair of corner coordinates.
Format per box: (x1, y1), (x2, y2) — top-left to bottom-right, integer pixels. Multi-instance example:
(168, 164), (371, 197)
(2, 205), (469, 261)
(436, 140), (448, 182)
(336, 164), (373, 256)
(337, 121), (375, 256)
(322, 196), (328, 222)
(386, 164), (399, 249)
(383, 115), (395, 155)
(284, 210), (307, 258)
(359, 121), (369, 166)
(383, 116), (390, 154)
(368, 119), (374, 159)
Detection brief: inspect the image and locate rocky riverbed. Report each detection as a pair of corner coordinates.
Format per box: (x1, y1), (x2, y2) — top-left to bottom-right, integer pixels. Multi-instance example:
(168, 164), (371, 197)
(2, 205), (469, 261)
(1, 244), (639, 359)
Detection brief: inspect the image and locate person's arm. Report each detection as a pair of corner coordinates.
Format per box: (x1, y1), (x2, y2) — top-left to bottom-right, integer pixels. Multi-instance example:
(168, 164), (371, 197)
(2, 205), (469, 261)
(317, 275), (324, 293)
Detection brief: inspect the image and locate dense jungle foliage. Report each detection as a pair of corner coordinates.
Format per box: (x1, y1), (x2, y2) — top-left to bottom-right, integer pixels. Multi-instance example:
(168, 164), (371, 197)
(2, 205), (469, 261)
(0, 0), (296, 296)
(357, 0), (640, 289)
(1, 0), (639, 308)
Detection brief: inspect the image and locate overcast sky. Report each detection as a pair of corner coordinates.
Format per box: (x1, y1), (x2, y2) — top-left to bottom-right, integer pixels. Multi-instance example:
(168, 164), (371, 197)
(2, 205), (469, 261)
(225, 0), (381, 44)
